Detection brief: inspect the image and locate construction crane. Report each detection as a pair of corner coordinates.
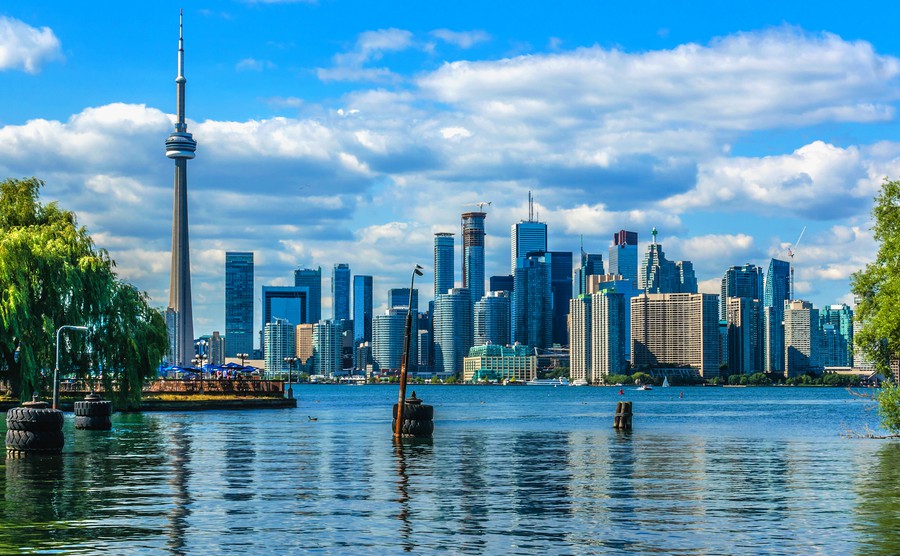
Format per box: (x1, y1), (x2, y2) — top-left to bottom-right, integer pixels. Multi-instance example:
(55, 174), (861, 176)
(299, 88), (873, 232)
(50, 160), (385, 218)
(787, 226), (806, 299)
(464, 201), (492, 212)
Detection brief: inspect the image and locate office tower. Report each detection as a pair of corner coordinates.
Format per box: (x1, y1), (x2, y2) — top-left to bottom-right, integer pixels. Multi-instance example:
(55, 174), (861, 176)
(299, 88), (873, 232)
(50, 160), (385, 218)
(631, 293), (720, 378)
(547, 251), (574, 346)
(513, 253), (552, 350)
(586, 275), (640, 362)
(332, 263), (351, 322)
(417, 329), (431, 369)
(726, 297), (764, 375)
(225, 252), (254, 357)
(353, 275), (373, 344)
(720, 264), (764, 320)
(296, 324), (314, 368)
(262, 286), (306, 327)
(820, 304), (854, 367)
(574, 248), (604, 297)
(264, 318), (295, 375)
(461, 212), (486, 302)
(294, 267), (322, 324)
(763, 258), (791, 374)
(434, 232), (455, 297)
(569, 296), (591, 383)
(638, 228), (695, 294)
(511, 193), (547, 273)
(675, 261), (698, 293)
(388, 288), (419, 368)
(208, 331), (225, 365)
(312, 321), (342, 377)
(433, 288), (474, 376)
(591, 290), (627, 382)
(490, 275), (514, 293)
(608, 230), (638, 286)
(784, 300), (822, 377)
(165, 13), (198, 366)
(474, 291), (511, 347)
(853, 321), (876, 371)
(372, 308), (408, 372)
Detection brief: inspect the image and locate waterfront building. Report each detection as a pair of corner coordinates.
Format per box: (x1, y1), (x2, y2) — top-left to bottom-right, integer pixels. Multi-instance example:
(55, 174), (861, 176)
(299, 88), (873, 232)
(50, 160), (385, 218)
(852, 321), (876, 371)
(726, 297), (764, 375)
(820, 304), (853, 367)
(631, 292), (720, 378)
(353, 275), (373, 344)
(474, 291), (511, 347)
(591, 290), (628, 383)
(355, 341), (372, 373)
(296, 323), (314, 368)
(569, 296), (591, 383)
(264, 318), (295, 375)
(547, 251), (574, 346)
(490, 275), (514, 293)
(574, 248), (604, 297)
(434, 232), (455, 297)
(720, 263), (764, 321)
(164, 13), (198, 366)
(608, 230), (639, 287)
(294, 267), (322, 324)
(332, 263), (351, 322)
(462, 212), (486, 303)
(639, 228), (697, 293)
(763, 258), (791, 374)
(586, 275), (640, 361)
(312, 320), (342, 377)
(225, 252), (254, 357)
(262, 286), (306, 328)
(372, 308), (408, 372)
(784, 300), (823, 377)
(463, 344), (537, 383)
(433, 288), (474, 376)
(513, 253), (552, 350)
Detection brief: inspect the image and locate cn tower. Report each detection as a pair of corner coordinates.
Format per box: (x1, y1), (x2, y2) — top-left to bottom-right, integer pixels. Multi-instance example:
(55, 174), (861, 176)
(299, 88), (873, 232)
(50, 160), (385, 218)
(164, 10), (197, 366)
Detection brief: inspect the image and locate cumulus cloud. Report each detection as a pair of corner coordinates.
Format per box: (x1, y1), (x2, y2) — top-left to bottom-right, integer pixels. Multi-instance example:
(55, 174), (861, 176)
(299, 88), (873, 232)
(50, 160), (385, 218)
(317, 28), (415, 83)
(0, 16), (62, 74)
(431, 29), (491, 49)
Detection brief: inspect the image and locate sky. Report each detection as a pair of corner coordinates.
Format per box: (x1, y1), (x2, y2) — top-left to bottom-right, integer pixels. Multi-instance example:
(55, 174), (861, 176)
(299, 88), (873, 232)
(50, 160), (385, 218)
(2, 1), (900, 345)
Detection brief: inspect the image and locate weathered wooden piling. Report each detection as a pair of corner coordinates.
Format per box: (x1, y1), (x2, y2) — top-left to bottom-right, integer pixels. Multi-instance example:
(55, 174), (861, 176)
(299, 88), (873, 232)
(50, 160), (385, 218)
(614, 401), (633, 431)
(392, 391), (434, 438)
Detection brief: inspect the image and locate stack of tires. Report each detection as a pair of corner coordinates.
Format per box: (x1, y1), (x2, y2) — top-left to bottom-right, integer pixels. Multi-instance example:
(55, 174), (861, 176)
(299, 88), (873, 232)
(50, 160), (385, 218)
(392, 392), (434, 438)
(74, 393), (112, 430)
(5, 395), (64, 457)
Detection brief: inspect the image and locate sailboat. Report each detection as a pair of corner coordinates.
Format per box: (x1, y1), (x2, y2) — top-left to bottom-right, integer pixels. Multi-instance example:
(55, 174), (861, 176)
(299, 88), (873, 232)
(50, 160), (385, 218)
(662, 376), (670, 388)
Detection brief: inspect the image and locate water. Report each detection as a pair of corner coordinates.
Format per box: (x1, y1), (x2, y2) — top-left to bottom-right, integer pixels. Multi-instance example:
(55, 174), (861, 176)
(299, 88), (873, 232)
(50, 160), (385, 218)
(1, 385), (898, 555)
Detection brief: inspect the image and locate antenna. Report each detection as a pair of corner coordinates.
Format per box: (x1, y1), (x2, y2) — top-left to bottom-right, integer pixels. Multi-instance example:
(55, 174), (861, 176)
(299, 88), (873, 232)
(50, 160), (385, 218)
(528, 191), (533, 222)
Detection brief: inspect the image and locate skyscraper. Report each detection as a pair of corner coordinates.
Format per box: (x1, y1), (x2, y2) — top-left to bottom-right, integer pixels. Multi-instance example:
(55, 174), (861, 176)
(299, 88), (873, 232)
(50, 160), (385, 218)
(388, 288), (418, 369)
(474, 291), (511, 347)
(726, 297), (764, 375)
(165, 12), (198, 366)
(591, 290), (627, 383)
(574, 247), (604, 297)
(569, 296), (592, 383)
(332, 263), (351, 322)
(433, 288), (474, 376)
(585, 275), (640, 362)
(513, 253), (552, 350)
(763, 258), (791, 374)
(372, 308), (408, 372)
(511, 192), (547, 273)
(312, 321), (342, 377)
(638, 228), (696, 294)
(546, 251), (574, 346)
(720, 263), (764, 320)
(820, 304), (853, 367)
(608, 230), (638, 286)
(225, 252), (253, 357)
(294, 267), (322, 324)
(353, 275), (373, 344)
(784, 300), (822, 377)
(262, 286), (306, 328)
(264, 318), (295, 375)
(434, 232), (455, 297)
(462, 212), (486, 302)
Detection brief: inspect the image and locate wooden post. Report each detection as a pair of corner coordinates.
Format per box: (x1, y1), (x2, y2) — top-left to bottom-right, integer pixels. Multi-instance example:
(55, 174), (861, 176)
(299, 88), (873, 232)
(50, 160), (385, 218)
(614, 401), (633, 431)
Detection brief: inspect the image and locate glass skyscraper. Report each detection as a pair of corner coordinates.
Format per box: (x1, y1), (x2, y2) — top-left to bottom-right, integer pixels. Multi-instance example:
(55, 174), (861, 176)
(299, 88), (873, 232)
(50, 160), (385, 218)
(388, 287), (419, 369)
(513, 253), (552, 350)
(434, 232), (455, 297)
(608, 230), (638, 286)
(294, 267), (322, 324)
(353, 275), (373, 344)
(433, 288), (474, 376)
(462, 212), (486, 303)
(225, 251), (254, 357)
(511, 221), (548, 274)
(474, 291), (511, 347)
(332, 263), (351, 322)
(763, 258), (791, 374)
(547, 251), (574, 346)
(720, 263), (764, 320)
(574, 251), (604, 297)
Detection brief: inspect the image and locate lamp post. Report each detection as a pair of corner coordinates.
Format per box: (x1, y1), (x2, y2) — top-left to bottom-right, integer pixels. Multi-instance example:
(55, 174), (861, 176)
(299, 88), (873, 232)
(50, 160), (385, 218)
(237, 352), (248, 368)
(284, 356), (297, 399)
(394, 264), (424, 437)
(54, 325), (90, 410)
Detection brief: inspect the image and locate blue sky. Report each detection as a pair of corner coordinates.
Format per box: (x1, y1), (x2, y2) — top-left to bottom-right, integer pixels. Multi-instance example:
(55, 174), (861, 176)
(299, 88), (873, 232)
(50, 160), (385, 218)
(2, 1), (898, 341)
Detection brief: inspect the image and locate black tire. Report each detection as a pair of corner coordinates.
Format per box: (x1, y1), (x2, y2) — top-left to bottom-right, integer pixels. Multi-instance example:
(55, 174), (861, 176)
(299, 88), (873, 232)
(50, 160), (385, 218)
(6, 407), (64, 432)
(391, 418), (434, 437)
(5, 429), (64, 452)
(74, 400), (112, 417)
(392, 403), (434, 421)
(75, 415), (112, 430)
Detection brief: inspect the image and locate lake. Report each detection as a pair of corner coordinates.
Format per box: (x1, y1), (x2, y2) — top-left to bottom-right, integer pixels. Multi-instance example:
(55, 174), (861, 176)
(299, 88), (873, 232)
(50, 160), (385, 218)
(1, 385), (898, 555)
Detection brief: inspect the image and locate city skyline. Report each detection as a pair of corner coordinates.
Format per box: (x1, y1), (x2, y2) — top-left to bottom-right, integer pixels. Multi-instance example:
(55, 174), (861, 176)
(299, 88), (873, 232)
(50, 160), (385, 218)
(1, 3), (898, 335)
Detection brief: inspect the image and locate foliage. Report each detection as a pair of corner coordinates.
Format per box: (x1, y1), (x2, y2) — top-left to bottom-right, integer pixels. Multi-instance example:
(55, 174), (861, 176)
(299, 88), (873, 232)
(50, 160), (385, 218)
(605, 374), (629, 385)
(876, 381), (900, 434)
(0, 177), (168, 407)
(443, 375), (458, 384)
(539, 366), (569, 380)
(631, 372), (653, 385)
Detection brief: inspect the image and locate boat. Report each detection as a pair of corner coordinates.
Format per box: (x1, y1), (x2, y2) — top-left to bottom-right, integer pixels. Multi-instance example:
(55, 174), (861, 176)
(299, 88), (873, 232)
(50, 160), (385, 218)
(636, 384), (652, 391)
(570, 379), (588, 387)
(662, 376), (670, 388)
(526, 377), (570, 387)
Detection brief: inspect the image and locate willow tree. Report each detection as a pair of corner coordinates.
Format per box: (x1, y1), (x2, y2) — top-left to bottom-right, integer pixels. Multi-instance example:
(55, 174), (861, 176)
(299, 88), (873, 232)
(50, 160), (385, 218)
(0, 177), (167, 408)
(852, 177), (900, 433)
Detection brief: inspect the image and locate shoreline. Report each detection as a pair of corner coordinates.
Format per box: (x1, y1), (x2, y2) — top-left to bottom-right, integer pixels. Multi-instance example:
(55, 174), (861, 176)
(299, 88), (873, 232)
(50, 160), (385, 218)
(0, 396), (297, 413)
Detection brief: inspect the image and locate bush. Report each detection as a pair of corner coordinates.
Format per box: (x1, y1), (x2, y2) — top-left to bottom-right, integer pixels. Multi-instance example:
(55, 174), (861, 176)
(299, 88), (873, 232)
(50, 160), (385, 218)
(877, 381), (900, 434)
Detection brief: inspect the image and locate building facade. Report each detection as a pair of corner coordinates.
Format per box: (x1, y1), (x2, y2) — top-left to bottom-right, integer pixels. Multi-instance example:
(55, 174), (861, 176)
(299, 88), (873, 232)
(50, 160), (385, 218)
(434, 232), (455, 297)
(462, 212), (486, 303)
(763, 258), (791, 374)
(463, 344), (536, 383)
(784, 300), (822, 377)
(474, 291), (511, 347)
(547, 251), (574, 346)
(332, 263), (351, 322)
(574, 251), (604, 297)
(608, 230), (638, 287)
(511, 221), (548, 273)
(591, 290), (628, 383)
(513, 253), (552, 350)
(353, 275), (373, 344)
(312, 320), (342, 377)
(372, 308), (407, 372)
(225, 251), (254, 357)
(720, 263), (764, 321)
(264, 318), (295, 375)
(725, 297), (764, 375)
(433, 288), (474, 376)
(295, 323), (314, 369)
(569, 296), (591, 383)
(294, 267), (322, 324)
(820, 304), (853, 367)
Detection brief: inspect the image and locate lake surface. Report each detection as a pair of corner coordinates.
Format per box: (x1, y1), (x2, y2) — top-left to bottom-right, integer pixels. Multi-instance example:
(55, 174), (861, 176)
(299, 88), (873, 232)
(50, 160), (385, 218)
(1, 385), (898, 555)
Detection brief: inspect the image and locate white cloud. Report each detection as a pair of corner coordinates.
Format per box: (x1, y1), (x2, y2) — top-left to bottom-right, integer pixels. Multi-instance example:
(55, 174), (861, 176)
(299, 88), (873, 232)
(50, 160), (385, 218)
(317, 28), (415, 83)
(431, 29), (491, 49)
(236, 58), (275, 71)
(0, 16), (62, 74)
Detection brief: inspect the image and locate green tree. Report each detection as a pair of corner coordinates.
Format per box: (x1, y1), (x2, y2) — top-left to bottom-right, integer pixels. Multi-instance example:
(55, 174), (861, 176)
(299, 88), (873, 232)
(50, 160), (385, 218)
(876, 380), (900, 434)
(0, 178), (167, 407)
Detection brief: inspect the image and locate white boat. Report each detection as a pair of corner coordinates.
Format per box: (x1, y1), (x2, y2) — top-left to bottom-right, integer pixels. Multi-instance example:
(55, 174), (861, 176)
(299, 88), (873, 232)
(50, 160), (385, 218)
(662, 376), (670, 388)
(526, 377), (570, 387)
(570, 379), (588, 387)
(636, 384), (652, 391)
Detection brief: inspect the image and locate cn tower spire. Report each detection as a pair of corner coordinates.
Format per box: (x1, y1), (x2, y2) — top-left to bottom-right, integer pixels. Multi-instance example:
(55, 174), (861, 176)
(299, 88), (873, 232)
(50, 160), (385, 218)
(165, 10), (198, 366)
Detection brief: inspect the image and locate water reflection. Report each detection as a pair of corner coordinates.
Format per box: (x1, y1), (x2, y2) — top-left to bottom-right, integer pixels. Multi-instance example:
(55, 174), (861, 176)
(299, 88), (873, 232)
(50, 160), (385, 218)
(166, 421), (192, 556)
(854, 441), (900, 555)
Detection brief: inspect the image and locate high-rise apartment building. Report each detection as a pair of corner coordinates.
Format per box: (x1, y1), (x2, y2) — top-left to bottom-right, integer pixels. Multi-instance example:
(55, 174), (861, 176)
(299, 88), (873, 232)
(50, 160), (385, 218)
(726, 297), (764, 375)
(591, 290), (627, 383)
(312, 320), (342, 377)
(784, 300), (822, 377)
(372, 308), (408, 372)
(262, 286), (306, 327)
(295, 324), (314, 368)
(225, 252), (254, 357)
(608, 230), (638, 287)
(511, 221), (548, 273)
(474, 291), (511, 347)
(433, 288), (474, 376)
(820, 304), (853, 367)
(294, 267), (322, 324)
(434, 232), (455, 297)
(332, 263), (351, 322)
(763, 258), (791, 374)
(631, 292), (720, 378)
(720, 264), (764, 320)
(353, 275), (373, 344)
(264, 318), (295, 375)
(569, 296), (591, 383)
(462, 212), (486, 303)
(513, 253), (552, 350)
(388, 288), (418, 369)
(585, 275), (640, 361)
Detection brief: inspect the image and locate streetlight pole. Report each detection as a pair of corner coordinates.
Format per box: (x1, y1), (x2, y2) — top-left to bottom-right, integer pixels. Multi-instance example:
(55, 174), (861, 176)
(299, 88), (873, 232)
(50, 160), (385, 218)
(284, 356), (297, 399)
(395, 264), (423, 438)
(54, 325), (90, 410)
(237, 353), (248, 368)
